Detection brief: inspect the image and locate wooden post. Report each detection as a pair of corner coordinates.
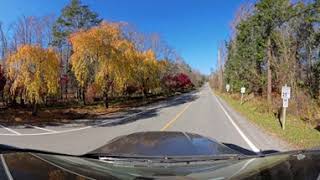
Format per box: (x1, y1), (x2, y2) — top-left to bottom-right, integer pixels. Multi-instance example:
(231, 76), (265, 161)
(281, 85), (290, 130)
(282, 107), (286, 130)
(240, 87), (245, 105)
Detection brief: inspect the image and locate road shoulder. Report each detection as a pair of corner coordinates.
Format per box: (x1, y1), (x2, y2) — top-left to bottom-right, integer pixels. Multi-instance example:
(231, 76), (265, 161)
(211, 90), (292, 152)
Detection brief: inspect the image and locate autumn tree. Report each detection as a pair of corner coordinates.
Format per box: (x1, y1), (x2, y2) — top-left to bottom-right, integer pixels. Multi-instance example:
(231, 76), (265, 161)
(52, 0), (102, 100)
(0, 64), (5, 102)
(6, 45), (59, 115)
(69, 22), (130, 107)
(121, 23), (203, 90)
(132, 49), (167, 96)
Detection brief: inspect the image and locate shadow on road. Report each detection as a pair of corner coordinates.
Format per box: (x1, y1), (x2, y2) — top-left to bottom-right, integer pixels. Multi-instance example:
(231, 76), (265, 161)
(7, 92), (200, 129)
(93, 92), (199, 127)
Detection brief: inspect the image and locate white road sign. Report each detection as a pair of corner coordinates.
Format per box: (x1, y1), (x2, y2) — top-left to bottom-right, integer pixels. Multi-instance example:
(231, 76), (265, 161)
(283, 98), (289, 108)
(281, 85), (291, 99)
(241, 87), (246, 94)
(226, 84), (230, 92)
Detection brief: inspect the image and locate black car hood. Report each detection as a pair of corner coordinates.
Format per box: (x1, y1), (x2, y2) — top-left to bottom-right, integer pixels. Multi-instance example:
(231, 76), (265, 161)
(1, 131), (320, 179)
(89, 131), (241, 157)
(1, 148), (320, 179)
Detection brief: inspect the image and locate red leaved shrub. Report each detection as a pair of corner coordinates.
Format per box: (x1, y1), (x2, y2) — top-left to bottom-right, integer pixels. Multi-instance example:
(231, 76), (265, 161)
(162, 73), (193, 92)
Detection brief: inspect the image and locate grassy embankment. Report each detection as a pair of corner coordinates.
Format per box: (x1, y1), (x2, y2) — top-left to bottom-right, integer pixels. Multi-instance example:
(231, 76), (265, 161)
(214, 91), (320, 149)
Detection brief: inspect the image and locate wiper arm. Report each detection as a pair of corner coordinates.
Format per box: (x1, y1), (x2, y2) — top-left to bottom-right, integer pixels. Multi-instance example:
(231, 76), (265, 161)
(0, 144), (76, 157)
(82, 153), (248, 163)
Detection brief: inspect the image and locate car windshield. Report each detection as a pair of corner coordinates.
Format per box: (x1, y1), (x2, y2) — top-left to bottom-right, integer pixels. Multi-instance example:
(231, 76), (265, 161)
(0, 0), (319, 175)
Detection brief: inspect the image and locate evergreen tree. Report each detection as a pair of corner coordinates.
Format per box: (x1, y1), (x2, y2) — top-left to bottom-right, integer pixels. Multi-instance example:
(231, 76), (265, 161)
(52, 0), (102, 47)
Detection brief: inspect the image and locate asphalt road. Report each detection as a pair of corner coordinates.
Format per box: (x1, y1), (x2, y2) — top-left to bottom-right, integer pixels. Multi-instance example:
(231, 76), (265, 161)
(0, 84), (290, 155)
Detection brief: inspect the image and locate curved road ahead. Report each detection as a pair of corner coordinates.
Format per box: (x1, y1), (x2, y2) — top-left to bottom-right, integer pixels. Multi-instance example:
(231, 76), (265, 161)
(0, 84), (289, 155)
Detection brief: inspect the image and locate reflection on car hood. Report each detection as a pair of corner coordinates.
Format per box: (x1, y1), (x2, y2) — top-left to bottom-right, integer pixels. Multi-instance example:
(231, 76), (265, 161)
(89, 131), (240, 157)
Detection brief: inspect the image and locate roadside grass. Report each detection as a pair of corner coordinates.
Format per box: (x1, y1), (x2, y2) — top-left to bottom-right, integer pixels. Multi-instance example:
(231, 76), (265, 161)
(215, 92), (320, 149)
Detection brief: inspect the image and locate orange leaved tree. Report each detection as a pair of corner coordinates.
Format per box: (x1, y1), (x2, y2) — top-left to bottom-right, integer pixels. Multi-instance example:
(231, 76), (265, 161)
(6, 45), (60, 115)
(69, 22), (132, 107)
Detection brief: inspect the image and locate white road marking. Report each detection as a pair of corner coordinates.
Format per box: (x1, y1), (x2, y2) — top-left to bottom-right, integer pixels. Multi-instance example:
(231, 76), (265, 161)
(210, 90), (260, 152)
(0, 126), (92, 136)
(0, 154), (13, 180)
(28, 125), (58, 133)
(0, 125), (21, 135)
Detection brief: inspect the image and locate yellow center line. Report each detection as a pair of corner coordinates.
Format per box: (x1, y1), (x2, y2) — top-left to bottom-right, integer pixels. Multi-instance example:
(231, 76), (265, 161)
(160, 102), (193, 131)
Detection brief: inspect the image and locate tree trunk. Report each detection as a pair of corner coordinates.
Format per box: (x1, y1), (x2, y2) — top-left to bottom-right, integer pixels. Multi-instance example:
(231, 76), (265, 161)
(104, 91), (109, 108)
(76, 87), (81, 100)
(82, 87), (86, 105)
(65, 80), (68, 100)
(60, 48), (63, 101)
(32, 102), (38, 116)
(65, 45), (71, 101)
(11, 96), (17, 107)
(20, 98), (25, 106)
(267, 37), (272, 105)
(20, 93), (25, 106)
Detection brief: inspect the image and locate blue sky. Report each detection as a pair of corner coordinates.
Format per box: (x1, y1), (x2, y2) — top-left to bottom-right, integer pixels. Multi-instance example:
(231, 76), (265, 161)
(0, 0), (243, 75)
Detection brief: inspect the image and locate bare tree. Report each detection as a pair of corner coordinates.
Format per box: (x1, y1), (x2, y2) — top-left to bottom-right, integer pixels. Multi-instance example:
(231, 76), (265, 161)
(230, 1), (253, 39)
(0, 22), (8, 62)
(10, 15), (54, 49)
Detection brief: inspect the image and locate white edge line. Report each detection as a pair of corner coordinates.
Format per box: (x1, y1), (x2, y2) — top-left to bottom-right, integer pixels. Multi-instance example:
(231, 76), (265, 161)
(30, 153), (95, 180)
(1, 154), (14, 180)
(211, 90), (260, 152)
(0, 125), (21, 135)
(29, 125), (58, 133)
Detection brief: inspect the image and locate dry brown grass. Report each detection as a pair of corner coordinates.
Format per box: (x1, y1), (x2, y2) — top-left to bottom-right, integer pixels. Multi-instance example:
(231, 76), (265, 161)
(0, 105), (122, 125)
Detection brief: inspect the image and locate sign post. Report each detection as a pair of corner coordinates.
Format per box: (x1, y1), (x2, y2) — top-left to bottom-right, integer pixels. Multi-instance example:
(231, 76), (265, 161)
(281, 84), (291, 130)
(226, 84), (230, 93)
(240, 87), (246, 105)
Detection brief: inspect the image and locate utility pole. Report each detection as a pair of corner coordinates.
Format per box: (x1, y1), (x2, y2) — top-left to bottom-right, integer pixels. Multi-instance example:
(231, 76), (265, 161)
(218, 47), (223, 92)
(267, 37), (272, 106)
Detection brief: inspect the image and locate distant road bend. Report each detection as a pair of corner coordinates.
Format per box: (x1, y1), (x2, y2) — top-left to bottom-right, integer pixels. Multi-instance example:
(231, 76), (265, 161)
(0, 84), (289, 155)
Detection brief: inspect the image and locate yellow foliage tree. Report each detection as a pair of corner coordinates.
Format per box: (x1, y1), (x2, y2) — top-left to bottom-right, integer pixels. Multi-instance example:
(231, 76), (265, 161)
(6, 45), (60, 115)
(129, 49), (168, 95)
(70, 22), (169, 107)
(69, 22), (133, 107)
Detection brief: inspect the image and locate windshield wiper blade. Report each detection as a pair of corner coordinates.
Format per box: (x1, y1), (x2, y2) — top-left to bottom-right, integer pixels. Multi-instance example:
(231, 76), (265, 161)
(82, 153), (247, 163)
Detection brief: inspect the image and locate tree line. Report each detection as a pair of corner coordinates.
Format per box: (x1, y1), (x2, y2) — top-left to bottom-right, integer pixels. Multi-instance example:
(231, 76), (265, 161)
(0, 0), (204, 115)
(211, 0), (320, 125)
